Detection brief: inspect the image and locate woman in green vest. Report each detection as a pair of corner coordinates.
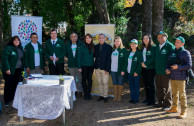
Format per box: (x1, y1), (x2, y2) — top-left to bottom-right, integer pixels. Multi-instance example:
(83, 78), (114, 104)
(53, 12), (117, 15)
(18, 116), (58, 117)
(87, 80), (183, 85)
(111, 36), (127, 102)
(127, 39), (143, 104)
(141, 34), (156, 106)
(1, 36), (24, 106)
(77, 34), (95, 100)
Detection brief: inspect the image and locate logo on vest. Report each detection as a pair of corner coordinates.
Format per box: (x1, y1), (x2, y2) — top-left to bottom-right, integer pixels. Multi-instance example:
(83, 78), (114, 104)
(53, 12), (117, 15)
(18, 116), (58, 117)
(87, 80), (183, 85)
(133, 57), (137, 62)
(161, 49), (167, 54)
(56, 44), (61, 47)
(11, 52), (16, 55)
(171, 53), (176, 57)
(147, 51), (151, 55)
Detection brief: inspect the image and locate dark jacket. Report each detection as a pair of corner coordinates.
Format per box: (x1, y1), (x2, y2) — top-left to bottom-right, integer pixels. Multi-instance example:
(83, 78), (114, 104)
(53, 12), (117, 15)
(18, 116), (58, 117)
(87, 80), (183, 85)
(24, 42), (45, 70)
(1, 45), (24, 74)
(77, 43), (94, 69)
(94, 42), (112, 72)
(65, 39), (84, 68)
(166, 47), (192, 80)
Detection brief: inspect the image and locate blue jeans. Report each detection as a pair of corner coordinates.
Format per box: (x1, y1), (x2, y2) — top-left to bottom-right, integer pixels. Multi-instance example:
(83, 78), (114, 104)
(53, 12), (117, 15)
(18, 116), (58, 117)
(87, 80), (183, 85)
(128, 74), (140, 102)
(111, 72), (124, 85)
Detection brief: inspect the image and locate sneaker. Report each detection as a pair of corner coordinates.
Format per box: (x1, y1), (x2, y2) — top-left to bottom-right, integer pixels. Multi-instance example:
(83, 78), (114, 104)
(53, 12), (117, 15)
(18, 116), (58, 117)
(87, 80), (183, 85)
(4, 102), (9, 107)
(104, 98), (108, 103)
(161, 107), (171, 111)
(97, 96), (104, 101)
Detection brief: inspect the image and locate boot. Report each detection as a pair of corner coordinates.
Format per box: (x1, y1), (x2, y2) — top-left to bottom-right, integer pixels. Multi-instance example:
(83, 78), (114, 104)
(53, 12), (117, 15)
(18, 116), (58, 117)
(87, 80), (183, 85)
(166, 105), (178, 113)
(113, 85), (118, 101)
(179, 109), (187, 119)
(117, 85), (123, 101)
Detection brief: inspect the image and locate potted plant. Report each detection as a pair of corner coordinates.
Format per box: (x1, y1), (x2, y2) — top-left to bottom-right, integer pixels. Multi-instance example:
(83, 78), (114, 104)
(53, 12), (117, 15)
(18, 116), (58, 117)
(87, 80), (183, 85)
(22, 71), (28, 84)
(59, 74), (64, 85)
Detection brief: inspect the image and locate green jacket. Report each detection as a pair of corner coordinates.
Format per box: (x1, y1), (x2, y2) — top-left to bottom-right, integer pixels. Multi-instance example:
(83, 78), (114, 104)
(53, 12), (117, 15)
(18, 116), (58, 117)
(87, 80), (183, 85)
(77, 43), (94, 69)
(45, 38), (65, 64)
(127, 50), (143, 76)
(1, 45), (24, 74)
(142, 45), (156, 69)
(24, 42), (45, 70)
(111, 48), (128, 75)
(155, 40), (175, 75)
(65, 39), (84, 68)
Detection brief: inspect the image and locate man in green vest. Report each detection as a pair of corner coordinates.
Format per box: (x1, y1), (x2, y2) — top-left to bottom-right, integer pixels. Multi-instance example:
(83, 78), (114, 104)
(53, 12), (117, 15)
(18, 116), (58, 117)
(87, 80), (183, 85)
(65, 33), (83, 97)
(24, 32), (46, 76)
(155, 31), (175, 111)
(45, 29), (65, 75)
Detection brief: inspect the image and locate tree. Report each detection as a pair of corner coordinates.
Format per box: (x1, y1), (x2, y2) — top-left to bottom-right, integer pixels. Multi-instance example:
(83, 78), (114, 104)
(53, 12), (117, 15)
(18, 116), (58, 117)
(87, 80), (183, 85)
(152, 0), (164, 41)
(142, 0), (152, 36)
(93, 0), (110, 24)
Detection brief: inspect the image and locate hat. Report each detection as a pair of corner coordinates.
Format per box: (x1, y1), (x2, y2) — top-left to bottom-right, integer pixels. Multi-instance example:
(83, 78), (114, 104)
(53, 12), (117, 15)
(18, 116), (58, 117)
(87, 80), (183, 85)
(130, 39), (138, 44)
(175, 36), (185, 43)
(158, 31), (168, 38)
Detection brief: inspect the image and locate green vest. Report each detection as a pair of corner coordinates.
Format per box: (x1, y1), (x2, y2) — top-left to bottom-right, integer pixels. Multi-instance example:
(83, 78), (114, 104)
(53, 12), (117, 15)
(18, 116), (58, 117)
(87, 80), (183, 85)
(127, 50), (143, 76)
(45, 38), (65, 64)
(65, 40), (84, 68)
(155, 40), (175, 75)
(142, 45), (156, 69)
(1, 46), (24, 74)
(24, 42), (45, 70)
(111, 48), (128, 75)
(77, 44), (94, 69)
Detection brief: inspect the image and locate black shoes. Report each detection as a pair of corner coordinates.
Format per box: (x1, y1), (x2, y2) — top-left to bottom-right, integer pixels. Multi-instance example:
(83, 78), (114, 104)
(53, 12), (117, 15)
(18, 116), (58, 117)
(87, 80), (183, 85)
(97, 96), (104, 101)
(129, 100), (139, 104)
(104, 98), (108, 103)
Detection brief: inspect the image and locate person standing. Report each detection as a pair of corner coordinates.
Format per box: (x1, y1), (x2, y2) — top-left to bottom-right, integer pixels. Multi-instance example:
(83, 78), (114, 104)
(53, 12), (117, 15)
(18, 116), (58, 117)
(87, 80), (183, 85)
(141, 34), (156, 105)
(127, 39), (143, 104)
(166, 36), (192, 119)
(65, 32), (84, 97)
(94, 33), (112, 103)
(111, 36), (127, 102)
(155, 31), (175, 110)
(45, 29), (65, 75)
(24, 32), (46, 76)
(1, 36), (24, 106)
(78, 34), (95, 100)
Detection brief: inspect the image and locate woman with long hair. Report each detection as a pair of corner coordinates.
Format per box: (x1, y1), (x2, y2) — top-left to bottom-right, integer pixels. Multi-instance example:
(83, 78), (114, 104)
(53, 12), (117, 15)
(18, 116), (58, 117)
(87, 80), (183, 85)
(141, 34), (156, 105)
(1, 36), (24, 106)
(111, 36), (127, 101)
(78, 33), (95, 100)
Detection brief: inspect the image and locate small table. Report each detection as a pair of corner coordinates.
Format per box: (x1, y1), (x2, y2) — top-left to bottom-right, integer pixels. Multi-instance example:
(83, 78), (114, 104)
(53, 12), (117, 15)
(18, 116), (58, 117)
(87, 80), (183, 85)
(13, 75), (76, 125)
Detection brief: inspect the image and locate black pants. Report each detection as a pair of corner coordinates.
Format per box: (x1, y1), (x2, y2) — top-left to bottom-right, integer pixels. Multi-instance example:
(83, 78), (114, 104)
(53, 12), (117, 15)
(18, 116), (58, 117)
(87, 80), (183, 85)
(142, 68), (156, 104)
(49, 63), (64, 75)
(3, 68), (23, 103)
(81, 66), (94, 98)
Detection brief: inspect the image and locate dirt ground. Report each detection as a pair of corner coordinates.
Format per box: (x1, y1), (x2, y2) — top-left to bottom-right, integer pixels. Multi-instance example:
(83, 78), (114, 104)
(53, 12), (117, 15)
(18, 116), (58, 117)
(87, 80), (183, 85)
(0, 80), (194, 126)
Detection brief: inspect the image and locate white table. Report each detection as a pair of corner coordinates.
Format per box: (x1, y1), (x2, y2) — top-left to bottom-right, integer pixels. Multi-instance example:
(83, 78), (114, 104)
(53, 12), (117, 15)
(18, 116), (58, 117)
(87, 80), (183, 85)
(13, 75), (76, 125)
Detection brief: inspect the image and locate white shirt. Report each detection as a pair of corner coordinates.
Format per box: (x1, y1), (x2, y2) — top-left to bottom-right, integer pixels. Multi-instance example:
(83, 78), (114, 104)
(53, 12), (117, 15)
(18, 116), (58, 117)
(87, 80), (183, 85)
(143, 48), (146, 62)
(51, 38), (58, 45)
(71, 43), (77, 57)
(31, 42), (40, 66)
(111, 49), (119, 72)
(159, 41), (166, 50)
(127, 52), (135, 73)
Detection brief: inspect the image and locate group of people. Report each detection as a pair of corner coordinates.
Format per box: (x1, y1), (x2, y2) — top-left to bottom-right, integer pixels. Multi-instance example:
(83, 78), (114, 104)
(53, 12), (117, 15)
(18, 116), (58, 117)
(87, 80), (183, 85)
(1, 29), (192, 119)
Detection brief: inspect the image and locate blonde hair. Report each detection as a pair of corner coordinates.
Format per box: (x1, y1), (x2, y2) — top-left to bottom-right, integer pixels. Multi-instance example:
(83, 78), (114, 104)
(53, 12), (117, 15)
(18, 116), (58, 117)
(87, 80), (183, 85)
(113, 36), (125, 50)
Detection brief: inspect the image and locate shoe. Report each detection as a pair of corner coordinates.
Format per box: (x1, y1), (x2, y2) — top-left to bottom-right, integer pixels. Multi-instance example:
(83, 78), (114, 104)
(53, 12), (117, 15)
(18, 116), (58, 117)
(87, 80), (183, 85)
(161, 107), (171, 111)
(154, 103), (163, 108)
(179, 110), (187, 119)
(129, 100), (134, 103)
(166, 105), (178, 113)
(76, 92), (82, 98)
(88, 95), (92, 100)
(117, 85), (123, 101)
(146, 102), (152, 106)
(4, 102), (9, 107)
(133, 100), (139, 104)
(97, 96), (104, 101)
(104, 98), (108, 103)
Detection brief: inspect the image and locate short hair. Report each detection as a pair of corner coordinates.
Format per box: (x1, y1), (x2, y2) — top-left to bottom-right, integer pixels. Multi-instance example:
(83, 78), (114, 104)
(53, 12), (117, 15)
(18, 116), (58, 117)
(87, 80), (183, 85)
(70, 32), (78, 38)
(50, 29), (57, 34)
(30, 32), (38, 38)
(99, 33), (105, 38)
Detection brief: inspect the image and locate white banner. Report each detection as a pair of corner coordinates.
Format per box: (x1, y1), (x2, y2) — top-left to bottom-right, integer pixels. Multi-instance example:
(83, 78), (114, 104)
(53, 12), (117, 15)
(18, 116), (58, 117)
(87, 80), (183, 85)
(11, 15), (43, 47)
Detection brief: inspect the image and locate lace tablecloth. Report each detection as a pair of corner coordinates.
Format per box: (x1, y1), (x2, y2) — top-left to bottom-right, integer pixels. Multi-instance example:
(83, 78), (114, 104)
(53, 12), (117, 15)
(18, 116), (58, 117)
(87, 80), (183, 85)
(13, 75), (76, 120)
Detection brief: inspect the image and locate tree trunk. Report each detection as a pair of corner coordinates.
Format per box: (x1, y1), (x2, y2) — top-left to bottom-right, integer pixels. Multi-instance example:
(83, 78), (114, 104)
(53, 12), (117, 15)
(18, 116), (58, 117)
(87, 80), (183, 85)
(93, 0), (110, 24)
(142, 0), (152, 36)
(152, 0), (164, 41)
(0, 0), (3, 45)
